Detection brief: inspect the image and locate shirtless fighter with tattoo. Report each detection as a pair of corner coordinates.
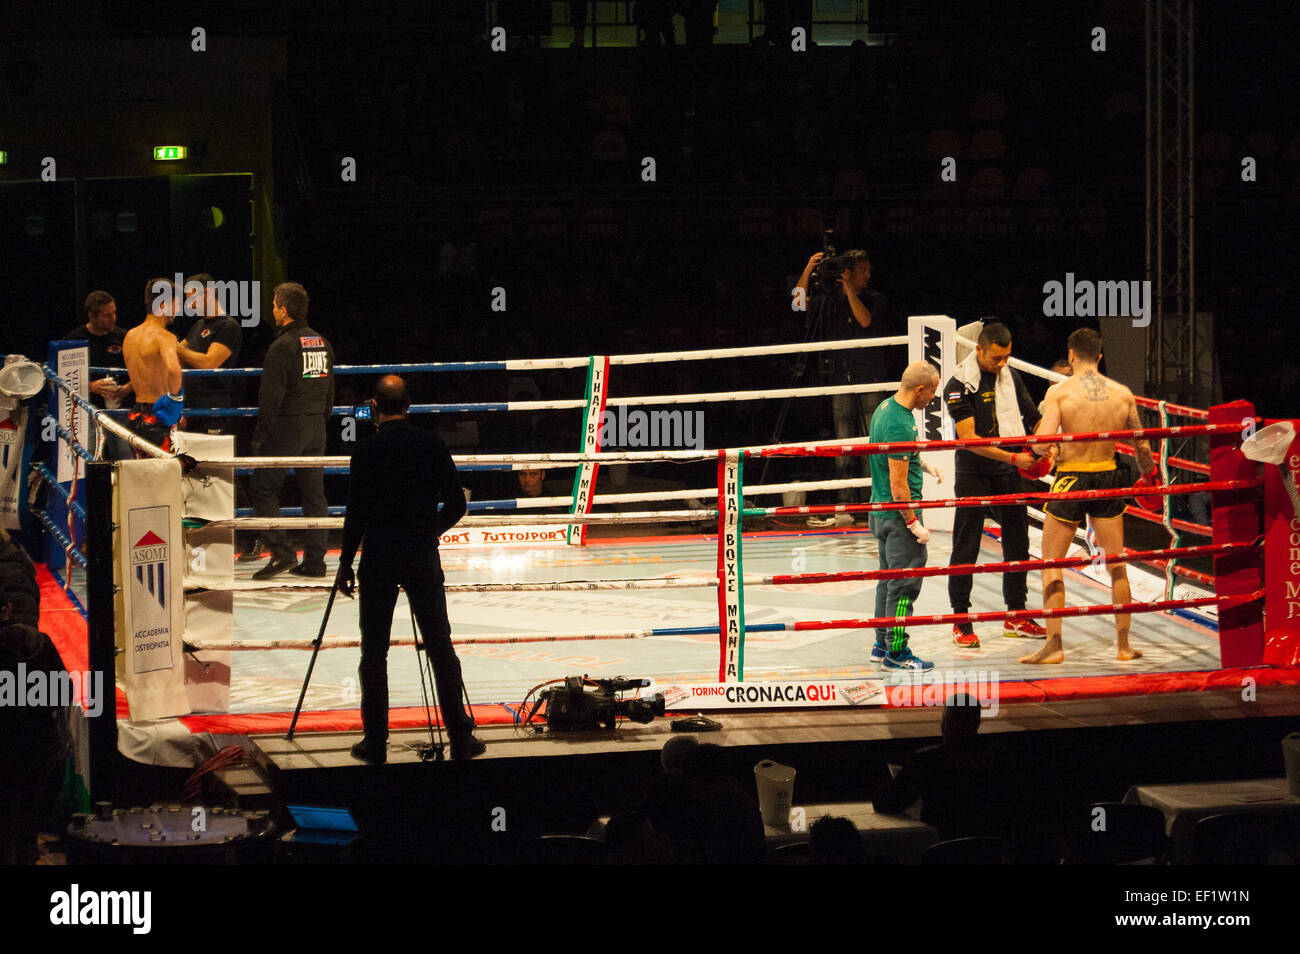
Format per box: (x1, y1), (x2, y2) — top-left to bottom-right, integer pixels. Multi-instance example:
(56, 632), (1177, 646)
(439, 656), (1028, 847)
(1019, 327), (1161, 665)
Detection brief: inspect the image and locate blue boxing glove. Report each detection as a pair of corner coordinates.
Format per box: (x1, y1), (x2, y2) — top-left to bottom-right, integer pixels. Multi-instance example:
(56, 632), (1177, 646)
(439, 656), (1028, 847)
(151, 390), (184, 428)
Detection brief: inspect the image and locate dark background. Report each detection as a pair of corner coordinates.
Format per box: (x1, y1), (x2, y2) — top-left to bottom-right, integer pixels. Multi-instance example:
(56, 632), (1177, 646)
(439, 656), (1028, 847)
(1, 0), (1297, 431)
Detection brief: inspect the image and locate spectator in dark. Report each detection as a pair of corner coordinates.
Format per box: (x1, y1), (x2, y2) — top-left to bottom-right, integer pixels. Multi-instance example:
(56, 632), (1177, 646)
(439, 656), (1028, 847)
(682, 0), (717, 47)
(569, 0), (587, 47)
(760, 0), (790, 44)
(604, 810), (673, 864)
(809, 815), (865, 865)
(644, 734), (698, 839)
(872, 693), (1016, 840)
(60, 291), (130, 411)
(0, 588), (68, 864)
(0, 527), (38, 628)
(667, 743), (766, 864)
(636, 0), (675, 45)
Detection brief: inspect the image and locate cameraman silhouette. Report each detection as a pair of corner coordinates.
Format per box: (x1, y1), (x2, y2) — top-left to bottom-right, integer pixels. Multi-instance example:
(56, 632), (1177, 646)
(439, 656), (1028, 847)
(793, 247), (880, 524)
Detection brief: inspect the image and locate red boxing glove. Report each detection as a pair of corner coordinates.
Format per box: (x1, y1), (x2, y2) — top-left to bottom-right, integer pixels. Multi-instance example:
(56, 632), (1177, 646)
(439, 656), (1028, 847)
(1134, 468), (1163, 512)
(1018, 453), (1053, 481)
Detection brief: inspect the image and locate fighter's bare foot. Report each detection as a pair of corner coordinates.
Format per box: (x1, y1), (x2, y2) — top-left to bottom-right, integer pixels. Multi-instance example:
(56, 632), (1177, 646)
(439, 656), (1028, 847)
(1116, 646), (1143, 661)
(1018, 646), (1064, 664)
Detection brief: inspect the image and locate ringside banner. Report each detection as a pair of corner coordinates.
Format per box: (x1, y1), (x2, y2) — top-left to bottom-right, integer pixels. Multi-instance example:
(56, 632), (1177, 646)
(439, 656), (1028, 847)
(908, 315), (957, 531)
(0, 407), (26, 528)
(54, 344), (89, 484)
(117, 458), (190, 721)
(1263, 422), (1300, 666)
(654, 679), (886, 710)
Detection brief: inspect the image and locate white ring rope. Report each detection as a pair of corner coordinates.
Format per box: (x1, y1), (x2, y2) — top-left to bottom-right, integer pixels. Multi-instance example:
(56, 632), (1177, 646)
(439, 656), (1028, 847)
(199, 477), (873, 530)
(188, 575), (722, 594)
(202, 436), (891, 469)
(501, 381), (898, 412)
(187, 631), (665, 652)
(44, 368), (173, 460)
(603, 335), (908, 367)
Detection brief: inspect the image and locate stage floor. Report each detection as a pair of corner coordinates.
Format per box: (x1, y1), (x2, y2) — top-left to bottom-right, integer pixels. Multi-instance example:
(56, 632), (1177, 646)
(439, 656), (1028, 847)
(221, 526), (1221, 716)
(250, 684), (1300, 773)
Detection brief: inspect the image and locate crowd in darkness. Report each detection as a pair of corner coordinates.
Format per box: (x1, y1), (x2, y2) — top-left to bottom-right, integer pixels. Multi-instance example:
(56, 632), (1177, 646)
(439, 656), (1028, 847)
(273, 9), (1299, 423)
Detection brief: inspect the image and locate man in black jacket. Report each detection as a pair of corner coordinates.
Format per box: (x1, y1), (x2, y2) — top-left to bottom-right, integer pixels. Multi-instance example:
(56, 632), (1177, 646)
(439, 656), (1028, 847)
(248, 282), (334, 580)
(334, 376), (484, 762)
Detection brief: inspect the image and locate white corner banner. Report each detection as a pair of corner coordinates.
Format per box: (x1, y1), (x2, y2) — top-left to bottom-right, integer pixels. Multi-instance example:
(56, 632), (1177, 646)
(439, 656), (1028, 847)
(117, 457), (191, 721)
(0, 407), (27, 529)
(55, 345), (90, 484)
(908, 315), (957, 532)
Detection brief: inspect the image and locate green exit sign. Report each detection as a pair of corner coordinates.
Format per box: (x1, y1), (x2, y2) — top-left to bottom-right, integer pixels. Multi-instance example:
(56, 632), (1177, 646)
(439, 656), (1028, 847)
(153, 146), (187, 161)
(0, 151), (8, 165)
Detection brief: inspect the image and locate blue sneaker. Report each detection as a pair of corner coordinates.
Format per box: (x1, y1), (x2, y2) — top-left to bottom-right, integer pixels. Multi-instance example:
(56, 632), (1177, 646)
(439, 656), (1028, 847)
(871, 643), (888, 661)
(882, 649), (934, 672)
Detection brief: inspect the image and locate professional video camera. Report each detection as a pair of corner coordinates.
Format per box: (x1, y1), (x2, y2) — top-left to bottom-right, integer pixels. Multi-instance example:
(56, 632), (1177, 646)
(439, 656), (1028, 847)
(809, 230), (851, 296)
(539, 676), (666, 732)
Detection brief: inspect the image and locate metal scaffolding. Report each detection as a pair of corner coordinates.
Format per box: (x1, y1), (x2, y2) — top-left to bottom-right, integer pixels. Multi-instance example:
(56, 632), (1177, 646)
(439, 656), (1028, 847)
(1145, 0), (1200, 403)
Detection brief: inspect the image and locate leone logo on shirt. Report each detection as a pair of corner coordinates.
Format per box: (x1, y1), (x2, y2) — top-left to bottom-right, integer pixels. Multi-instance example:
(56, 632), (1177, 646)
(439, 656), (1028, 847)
(302, 350), (329, 378)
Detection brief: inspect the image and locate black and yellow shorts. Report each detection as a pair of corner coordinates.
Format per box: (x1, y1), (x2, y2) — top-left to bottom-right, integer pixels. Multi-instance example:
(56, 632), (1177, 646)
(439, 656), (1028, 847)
(1043, 460), (1128, 525)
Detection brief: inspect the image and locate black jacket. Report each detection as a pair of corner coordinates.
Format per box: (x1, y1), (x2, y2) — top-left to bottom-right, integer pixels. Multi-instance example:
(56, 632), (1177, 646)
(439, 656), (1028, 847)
(0, 538), (39, 628)
(339, 419), (467, 566)
(0, 622), (67, 761)
(254, 319), (335, 447)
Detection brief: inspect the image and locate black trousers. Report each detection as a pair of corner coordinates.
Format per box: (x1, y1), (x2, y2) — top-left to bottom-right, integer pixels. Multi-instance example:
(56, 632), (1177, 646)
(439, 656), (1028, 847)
(358, 547), (475, 742)
(948, 470), (1030, 613)
(248, 415), (327, 565)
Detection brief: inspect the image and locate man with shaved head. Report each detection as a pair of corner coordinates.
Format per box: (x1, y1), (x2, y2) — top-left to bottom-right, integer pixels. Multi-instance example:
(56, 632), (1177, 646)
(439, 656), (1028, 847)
(335, 375), (484, 762)
(866, 361), (941, 672)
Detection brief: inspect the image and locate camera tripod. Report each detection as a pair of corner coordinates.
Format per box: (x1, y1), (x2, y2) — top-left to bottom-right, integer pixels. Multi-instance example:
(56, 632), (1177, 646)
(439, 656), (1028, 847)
(286, 580), (478, 762)
(759, 289), (829, 486)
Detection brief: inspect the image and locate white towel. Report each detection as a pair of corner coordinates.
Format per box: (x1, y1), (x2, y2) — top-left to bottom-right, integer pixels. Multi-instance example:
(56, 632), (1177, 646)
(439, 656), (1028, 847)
(953, 350), (1025, 439)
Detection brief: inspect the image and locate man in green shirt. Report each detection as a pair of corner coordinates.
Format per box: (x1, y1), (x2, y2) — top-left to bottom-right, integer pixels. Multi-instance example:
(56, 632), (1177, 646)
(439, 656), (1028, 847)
(868, 361), (941, 671)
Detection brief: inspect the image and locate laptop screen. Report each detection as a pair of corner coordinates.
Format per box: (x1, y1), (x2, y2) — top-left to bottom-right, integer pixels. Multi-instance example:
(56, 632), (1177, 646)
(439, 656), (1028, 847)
(286, 805), (360, 833)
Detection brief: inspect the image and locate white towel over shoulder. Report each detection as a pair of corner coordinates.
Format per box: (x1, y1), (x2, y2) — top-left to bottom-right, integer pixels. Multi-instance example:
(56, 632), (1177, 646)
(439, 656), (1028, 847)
(953, 351), (1024, 439)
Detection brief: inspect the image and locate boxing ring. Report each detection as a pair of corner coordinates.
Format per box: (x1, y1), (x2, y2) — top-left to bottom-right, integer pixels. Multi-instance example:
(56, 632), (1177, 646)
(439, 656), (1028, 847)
(19, 315), (1300, 772)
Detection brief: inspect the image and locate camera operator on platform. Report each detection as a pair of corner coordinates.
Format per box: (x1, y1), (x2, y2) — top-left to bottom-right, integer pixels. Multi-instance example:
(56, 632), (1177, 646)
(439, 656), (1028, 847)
(793, 247), (881, 525)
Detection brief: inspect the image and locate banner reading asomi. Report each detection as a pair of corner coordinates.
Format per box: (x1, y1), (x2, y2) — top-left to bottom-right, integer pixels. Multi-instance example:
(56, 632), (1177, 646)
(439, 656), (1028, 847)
(116, 459), (190, 721)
